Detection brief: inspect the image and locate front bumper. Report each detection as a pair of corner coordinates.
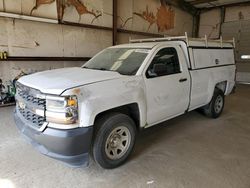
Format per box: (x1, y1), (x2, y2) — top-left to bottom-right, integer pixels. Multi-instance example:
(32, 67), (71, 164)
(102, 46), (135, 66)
(14, 111), (93, 167)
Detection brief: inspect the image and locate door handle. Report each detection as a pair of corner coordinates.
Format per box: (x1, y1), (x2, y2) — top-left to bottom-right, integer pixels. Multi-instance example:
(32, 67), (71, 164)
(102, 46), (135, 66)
(179, 78), (187, 82)
(215, 59), (220, 64)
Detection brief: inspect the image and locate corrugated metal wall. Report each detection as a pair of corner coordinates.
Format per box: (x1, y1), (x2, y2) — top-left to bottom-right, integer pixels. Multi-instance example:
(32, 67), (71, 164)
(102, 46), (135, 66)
(222, 20), (250, 82)
(199, 5), (250, 82)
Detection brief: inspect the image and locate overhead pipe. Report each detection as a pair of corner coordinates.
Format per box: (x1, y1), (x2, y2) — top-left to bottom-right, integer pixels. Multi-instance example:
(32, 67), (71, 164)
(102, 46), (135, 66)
(0, 12), (58, 24)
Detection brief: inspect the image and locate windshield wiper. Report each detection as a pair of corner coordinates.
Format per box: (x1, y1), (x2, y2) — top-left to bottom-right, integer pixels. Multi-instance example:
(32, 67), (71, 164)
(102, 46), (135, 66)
(83, 67), (117, 72)
(83, 67), (108, 71)
(82, 66), (91, 69)
(96, 68), (109, 71)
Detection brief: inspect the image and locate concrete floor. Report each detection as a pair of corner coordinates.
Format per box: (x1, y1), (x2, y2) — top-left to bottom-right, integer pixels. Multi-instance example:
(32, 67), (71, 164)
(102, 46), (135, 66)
(1, 85), (250, 188)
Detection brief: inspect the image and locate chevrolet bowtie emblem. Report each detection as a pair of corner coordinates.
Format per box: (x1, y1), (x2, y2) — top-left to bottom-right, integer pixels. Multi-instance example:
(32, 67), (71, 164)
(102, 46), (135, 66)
(18, 101), (26, 110)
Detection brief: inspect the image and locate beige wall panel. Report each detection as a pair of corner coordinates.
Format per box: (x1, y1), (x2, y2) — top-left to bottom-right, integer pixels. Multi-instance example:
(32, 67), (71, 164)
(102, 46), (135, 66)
(132, 0), (160, 34)
(0, 17), (112, 83)
(165, 8), (193, 36)
(3, 18), (64, 57)
(0, 17), (112, 57)
(0, 18), (8, 52)
(0, 0), (57, 19)
(0, 61), (84, 86)
(117, 0), (133, 30)
(117, 0), (192, 36)
(63, 26), (112, 57)
(117, 33), (152, 44)
(60, 25), (112, 57)
(225, 6), (250, 22)
(62, 0), (113, 27)
(1, 0), (22, 13)
(237, 62), (250, 72)
(26, 0), (58, 19)
(0, 0), (3, 10)
(74, 28), (112, 57)
(199, 9), (221, 39)
(118, 0), (193, 35)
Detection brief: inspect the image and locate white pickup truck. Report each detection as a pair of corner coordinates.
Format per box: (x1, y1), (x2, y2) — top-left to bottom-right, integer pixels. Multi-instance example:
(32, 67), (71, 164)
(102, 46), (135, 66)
(14, 35), (236, 169)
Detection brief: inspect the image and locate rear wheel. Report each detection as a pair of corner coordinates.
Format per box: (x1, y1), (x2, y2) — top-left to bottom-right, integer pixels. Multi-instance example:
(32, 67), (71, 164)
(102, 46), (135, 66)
(92, 113), (136, 169)
(202, 88), (225, 118)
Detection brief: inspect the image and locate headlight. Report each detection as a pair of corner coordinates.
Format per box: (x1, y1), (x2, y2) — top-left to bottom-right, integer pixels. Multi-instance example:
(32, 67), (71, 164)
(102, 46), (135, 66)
(45, 95), (78, 124)
(46, 95), (68, 110)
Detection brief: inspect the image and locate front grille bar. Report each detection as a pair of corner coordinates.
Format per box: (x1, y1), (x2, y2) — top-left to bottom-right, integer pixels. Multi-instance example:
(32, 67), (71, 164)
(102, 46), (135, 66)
(15, 82), (46, 130)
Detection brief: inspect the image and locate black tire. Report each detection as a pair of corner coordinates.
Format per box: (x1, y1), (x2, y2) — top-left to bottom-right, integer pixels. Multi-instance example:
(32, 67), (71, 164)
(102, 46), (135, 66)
(92, 113), (136, 169)
(202, 88), (225, 118)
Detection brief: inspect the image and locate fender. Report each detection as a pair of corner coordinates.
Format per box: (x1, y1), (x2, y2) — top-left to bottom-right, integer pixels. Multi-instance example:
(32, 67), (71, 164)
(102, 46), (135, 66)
(206, 66), (236, 105)
(62, 76), (147, 128)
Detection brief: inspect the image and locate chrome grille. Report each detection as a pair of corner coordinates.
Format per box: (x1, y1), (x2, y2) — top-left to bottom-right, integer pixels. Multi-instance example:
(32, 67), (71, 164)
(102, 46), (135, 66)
(16, 82), (46, 129)
(18, 90), (45, 107)
(18, 106), (45, 128)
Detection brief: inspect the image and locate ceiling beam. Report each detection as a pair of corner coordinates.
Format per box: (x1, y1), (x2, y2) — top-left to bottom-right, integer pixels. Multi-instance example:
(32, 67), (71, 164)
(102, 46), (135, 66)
(190, 0), (218, 5)
(164, 0), (198, 16)
(201, 1), (250, 10)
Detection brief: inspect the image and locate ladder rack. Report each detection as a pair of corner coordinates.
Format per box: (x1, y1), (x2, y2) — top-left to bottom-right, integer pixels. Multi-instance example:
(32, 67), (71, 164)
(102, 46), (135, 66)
(129, 32), (235, 48)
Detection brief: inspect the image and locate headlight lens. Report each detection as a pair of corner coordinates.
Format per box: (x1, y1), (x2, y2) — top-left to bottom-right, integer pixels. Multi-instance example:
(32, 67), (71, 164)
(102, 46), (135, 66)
(45, 95), (78, 124)
(47, 99), (67, 110)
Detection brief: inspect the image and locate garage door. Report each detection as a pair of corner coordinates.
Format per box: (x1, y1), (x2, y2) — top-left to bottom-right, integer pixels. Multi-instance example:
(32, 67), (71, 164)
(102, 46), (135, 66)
(221, 20), (250, 83)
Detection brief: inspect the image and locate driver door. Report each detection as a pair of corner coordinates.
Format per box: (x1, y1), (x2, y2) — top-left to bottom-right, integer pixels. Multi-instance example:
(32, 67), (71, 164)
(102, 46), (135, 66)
(144, 45), (191, 125)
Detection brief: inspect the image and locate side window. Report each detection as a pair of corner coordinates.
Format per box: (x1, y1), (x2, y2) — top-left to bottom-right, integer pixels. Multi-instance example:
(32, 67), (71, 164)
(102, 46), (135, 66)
(146, 47), (181, 78)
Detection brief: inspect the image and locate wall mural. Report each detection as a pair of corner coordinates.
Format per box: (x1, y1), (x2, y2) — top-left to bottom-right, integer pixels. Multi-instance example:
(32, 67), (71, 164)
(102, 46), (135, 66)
(120, 0), (175, 32)
(30, 0), (55, 15)
(200, 23), (220, 38)
(61, 0), (102, 23)
(0, 0), (177, 34)
(133, 6), (156, 31)
(60, 0), (175, 32)
(1, 0), (57, 18)
(156, 0), (175, 32)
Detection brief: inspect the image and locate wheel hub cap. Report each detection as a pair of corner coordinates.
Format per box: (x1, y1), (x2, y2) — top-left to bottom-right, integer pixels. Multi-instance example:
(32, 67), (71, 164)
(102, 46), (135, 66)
(105, 126), (131, 160)
(110, 135), (121, 148)
(215, 95), (223, 113)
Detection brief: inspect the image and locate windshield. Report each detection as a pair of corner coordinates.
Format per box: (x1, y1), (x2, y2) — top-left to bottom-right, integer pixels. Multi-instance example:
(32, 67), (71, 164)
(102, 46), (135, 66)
(82, 48), (150, 75)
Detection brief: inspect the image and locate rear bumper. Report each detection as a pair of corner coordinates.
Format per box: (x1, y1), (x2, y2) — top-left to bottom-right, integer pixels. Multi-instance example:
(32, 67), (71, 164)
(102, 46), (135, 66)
(14, 111), (93, 167)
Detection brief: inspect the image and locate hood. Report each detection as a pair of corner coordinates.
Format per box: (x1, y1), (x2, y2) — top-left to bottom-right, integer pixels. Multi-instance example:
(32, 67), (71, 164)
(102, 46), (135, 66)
(18, 67), (123, 95)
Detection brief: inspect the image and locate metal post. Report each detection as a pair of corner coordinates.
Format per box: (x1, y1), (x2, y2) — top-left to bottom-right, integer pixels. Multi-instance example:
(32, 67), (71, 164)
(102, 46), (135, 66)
(112, 0), (117, 46)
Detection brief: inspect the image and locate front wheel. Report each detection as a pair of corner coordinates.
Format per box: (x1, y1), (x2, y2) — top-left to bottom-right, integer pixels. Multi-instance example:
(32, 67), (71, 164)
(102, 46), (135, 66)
(202, 88), (225, 118)
(92, 113), (136, 169)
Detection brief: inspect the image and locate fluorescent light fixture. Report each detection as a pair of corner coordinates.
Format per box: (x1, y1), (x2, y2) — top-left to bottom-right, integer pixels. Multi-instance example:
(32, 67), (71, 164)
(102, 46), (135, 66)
(241, 55), (250, 60)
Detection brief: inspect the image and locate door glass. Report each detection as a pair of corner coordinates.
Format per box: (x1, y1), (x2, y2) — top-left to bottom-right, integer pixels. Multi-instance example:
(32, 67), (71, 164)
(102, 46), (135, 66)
(147, 48), (180, 78)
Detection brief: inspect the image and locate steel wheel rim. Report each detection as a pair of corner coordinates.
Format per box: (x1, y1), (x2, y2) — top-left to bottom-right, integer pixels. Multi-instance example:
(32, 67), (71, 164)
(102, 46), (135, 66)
(105, 126), (131, 160)
(214, 95), (223, 113)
